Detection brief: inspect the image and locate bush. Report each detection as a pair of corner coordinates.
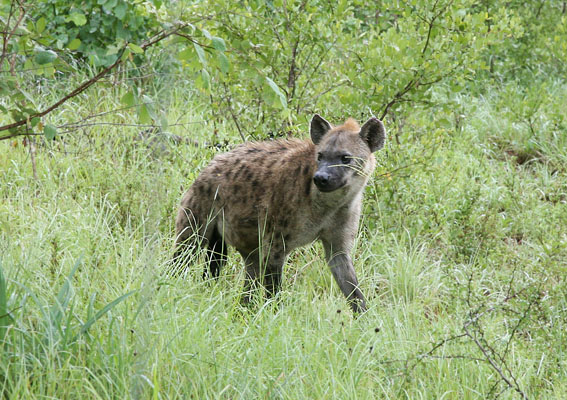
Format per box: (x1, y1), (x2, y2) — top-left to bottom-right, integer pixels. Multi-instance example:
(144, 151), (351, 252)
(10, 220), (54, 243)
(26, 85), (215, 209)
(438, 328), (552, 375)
(30, 0), (163, 67)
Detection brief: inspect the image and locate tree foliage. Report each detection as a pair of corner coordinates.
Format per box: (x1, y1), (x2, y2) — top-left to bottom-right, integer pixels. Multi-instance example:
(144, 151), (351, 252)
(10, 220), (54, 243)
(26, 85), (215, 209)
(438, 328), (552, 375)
(1, 0), (566, 140)
(179, 0), (523, 136)
(30, 0), (163, 67)
(0, 0), (227, 139)
(0, 0), (162, 136)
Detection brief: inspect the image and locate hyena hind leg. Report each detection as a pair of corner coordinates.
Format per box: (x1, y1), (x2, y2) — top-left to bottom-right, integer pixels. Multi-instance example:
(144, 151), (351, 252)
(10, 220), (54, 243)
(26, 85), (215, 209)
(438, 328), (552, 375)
(170, 232), (199, 277)
(172, 210), (226, 280)
(204, 226), (227, 279)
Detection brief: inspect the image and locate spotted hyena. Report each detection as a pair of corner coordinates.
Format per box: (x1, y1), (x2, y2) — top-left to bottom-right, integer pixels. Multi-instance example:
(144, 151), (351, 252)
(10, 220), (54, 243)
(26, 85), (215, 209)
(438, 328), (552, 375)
(173, 115), (386, 313)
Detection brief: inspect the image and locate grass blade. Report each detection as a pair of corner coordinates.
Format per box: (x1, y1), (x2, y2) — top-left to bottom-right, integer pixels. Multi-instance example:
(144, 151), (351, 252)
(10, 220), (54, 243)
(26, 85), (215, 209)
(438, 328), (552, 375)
(49, 257), (82, 331)
(75, 290), (136, 340)
(0, 262), (10, 339)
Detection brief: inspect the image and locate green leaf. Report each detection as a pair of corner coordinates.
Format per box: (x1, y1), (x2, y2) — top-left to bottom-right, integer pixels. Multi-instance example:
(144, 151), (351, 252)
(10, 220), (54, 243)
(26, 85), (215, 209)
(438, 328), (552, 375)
(211, 36), (226, 51)
(121, 91), (135, 107)
(266, 77), (287, 109)
(36, 17), (46, 34)
(200, 28), (212, 40)
(217, 52), (230, 74)
(337, 0), (348, 14)
(66, 12), (87, 27)
(120, 48), (131, 62)
(138, 104), (151, 125)
(24, 59), (34, 74)
(196, 69), (210, 92)
(438, 118), (452, 129)
(67, 38), (81, 50)
(193, 42), (207, 67)
(31, 117), (40, 127)
(159, 114), (169, 131)
(44, 124), (57, 140)
(35, 50), (57, 65)
(10, 109), (24, 122)
(114, 2), (127, 19)
(128, 43), (144, 54)
(142, 95), (158, 121)
(49, 258), (81, 327)
(177, 46), (195, 62)
(106, 42), (122, 56)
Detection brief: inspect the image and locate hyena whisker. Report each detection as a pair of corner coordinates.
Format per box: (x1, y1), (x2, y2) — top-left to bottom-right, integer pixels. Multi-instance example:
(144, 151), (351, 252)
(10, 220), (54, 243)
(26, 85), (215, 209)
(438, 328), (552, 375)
(327, 163), (369, 179)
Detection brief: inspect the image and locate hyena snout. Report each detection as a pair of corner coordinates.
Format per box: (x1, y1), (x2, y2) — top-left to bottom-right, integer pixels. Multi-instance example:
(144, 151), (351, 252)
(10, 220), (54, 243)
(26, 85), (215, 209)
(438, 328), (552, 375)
(313, 170), (332, 191)
(313, 165), (347, 192)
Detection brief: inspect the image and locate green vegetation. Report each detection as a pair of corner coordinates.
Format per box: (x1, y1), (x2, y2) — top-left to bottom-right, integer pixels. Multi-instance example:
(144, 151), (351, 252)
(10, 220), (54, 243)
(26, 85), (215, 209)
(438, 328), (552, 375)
(1, 0), (566, 398)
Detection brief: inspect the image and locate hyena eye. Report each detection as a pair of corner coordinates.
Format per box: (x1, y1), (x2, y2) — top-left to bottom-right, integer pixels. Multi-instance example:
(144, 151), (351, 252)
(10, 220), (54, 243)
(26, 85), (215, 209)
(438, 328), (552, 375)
(317, 152), (323, 161)
(341, 155), (351, 164)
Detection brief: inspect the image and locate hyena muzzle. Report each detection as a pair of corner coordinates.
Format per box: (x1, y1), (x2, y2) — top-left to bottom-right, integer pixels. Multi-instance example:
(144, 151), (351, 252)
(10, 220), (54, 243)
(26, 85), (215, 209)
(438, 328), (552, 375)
(173, 114), (386, 313)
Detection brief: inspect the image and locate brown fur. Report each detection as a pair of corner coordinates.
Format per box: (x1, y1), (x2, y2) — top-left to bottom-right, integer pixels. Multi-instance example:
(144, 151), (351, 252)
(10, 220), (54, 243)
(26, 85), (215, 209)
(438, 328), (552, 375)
(173, 115), (386, 313)
(341, 118), (360, 131)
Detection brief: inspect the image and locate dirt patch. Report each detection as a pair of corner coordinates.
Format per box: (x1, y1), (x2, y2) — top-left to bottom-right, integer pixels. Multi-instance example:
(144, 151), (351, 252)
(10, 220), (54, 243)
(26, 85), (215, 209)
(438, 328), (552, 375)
(504, 233), (524, 246)
(504, 148), (545, 166)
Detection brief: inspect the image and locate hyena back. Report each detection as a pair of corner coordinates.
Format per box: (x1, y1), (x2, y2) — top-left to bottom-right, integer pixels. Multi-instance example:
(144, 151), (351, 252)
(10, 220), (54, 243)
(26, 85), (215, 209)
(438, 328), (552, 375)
(174, 114), (386, 313)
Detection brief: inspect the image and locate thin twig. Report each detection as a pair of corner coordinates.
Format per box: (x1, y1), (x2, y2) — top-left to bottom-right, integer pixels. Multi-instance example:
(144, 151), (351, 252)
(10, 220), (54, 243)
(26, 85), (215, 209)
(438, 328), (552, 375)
(463, 323), (529, 399)
(0, 0), (25, 70)
(378, 0), (455, 122)
(61, 121), (205, 129)
(286, 36), (300, 100)
(295, 38), (338, 108)
(379, 78), (417, 122)
(222, 83), (246, 142)
(29, 137), (38, 181)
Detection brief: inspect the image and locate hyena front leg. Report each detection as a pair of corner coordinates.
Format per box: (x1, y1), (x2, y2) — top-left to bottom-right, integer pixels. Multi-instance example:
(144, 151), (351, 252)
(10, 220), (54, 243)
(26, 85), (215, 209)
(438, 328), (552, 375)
(321, 238), (367, 314)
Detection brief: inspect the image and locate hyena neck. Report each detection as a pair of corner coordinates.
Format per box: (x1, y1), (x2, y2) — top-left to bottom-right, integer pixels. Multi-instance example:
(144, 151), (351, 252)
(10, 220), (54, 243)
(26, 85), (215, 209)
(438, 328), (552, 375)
(310, 180), (366, 217)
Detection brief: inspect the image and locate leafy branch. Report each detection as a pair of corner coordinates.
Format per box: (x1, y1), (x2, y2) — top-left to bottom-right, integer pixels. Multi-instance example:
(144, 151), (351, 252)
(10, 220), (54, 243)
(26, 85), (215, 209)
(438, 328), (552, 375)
(0, 22), (194, 140)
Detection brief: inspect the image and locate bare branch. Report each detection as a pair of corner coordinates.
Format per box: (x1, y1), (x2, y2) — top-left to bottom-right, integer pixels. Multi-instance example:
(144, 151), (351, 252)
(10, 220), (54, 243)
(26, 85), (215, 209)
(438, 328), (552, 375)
(463, 323), (529, 399)
(379, 78), (417, 121)
(286, 36), (300, 100)
(221, 82), (246, 142)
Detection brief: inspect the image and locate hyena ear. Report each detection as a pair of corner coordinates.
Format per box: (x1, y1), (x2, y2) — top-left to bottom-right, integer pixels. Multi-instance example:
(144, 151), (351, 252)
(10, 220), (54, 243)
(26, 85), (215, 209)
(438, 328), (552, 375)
(310, 114), (332, 144)
(360, 117), (386, 152)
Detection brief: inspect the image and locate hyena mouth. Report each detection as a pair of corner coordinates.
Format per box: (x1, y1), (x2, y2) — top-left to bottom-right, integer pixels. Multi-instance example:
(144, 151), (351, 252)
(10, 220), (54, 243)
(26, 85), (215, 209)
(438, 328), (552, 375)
(313, 177), (346, 193)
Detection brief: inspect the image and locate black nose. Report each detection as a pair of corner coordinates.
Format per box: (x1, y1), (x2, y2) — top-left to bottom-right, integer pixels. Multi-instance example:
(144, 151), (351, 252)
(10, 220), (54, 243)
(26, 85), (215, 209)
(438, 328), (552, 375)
(313, 172), (330, 187)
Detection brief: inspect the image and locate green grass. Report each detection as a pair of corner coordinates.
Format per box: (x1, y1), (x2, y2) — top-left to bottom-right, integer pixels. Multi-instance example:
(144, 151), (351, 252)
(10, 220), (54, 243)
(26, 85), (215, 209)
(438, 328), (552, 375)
(1, 78), (566, 399)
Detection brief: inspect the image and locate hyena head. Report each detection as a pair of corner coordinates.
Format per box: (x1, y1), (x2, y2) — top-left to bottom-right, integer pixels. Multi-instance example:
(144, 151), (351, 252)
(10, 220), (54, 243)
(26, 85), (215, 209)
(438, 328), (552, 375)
(310, 114), (386, 193)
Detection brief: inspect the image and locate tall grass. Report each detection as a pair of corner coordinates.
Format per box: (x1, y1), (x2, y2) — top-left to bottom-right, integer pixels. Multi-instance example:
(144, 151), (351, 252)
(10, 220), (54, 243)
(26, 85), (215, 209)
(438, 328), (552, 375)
(1, 75), (566, 398)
